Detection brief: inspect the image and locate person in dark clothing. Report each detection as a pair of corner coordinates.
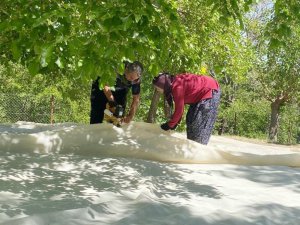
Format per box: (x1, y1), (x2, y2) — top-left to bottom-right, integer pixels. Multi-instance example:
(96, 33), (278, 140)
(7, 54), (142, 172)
(90, 61), (144, 124)
(152, 72), (221, 145)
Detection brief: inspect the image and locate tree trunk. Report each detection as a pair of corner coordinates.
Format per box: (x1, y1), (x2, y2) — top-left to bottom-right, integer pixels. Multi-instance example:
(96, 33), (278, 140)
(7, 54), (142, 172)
(50, 95), (55, 124)
(233, 112), (237, 135)
(269, 98), (283, 142)
(146, 89), (161, 123)
(163, 99), (172, 119)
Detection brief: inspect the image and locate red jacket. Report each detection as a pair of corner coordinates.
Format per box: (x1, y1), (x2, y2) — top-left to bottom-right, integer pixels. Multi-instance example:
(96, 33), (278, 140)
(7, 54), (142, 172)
(168, 73), (219, 128)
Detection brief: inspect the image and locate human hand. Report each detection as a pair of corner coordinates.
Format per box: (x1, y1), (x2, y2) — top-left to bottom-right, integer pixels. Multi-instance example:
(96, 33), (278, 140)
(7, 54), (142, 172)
(108, 101), (117, 108)
(161, 122), (171, 131)
(121, 115), (133, 124)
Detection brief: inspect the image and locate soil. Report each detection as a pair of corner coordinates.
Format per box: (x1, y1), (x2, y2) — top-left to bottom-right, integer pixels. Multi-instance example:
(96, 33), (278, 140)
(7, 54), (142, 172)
(211, 135), (300, 152)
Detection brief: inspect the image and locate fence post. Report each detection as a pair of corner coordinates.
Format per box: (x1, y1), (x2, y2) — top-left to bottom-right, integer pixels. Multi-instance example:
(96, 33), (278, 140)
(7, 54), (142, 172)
(50, 95), (55, 124)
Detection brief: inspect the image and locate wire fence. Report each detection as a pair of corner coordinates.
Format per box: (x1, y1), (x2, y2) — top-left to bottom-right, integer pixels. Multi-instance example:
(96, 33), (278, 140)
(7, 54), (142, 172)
(0, 93), (87, 124)
(1, 93), (299, 144)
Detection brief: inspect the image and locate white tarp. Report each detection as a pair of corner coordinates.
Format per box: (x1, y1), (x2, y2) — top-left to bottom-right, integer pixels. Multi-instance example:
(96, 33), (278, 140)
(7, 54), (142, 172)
(0, 121), (299, 225)
(0, 121), (299, 166)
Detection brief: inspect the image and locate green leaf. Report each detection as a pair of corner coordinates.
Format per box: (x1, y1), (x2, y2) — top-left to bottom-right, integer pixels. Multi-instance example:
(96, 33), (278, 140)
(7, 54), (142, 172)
(103, 16), (123, 31)
(55, 57), (64, 68)
(125, 47), (135, 59)
(109, 32), (119, 41)
(278, 24), (291, 37)
(104, 46), (116, 58)
(134, 13), (142, 23)
(34, 44), (42, 55)
(0, 21), (10, 32)
(214, 65), (223, 74)
(32, 14), (49, 28)
(40, 45), (54, 68)
(206, 0), (215, 7)
(169, 13), (178, 21)
(219, 16), (229, 26)
(111, 16), (123, 27)
(28, 60), (40, 75)
(122, 16), (133, 31)
(11, 42), (22, 60)
(270, 38), (281, 49)
(150, 26), (161, 40)
(149, 64), (160, 76)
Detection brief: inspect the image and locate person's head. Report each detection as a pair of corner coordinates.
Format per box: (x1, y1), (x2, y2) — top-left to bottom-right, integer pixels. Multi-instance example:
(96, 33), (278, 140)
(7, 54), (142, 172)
(152, 73), (167, 93)
(152, 72), (174, 90)
(124, 61), (144, 84)
(152, 72), (174, 105)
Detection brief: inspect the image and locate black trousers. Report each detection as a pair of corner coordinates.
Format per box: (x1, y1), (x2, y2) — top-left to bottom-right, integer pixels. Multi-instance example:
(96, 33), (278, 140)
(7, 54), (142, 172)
(90, 78), (128, 124)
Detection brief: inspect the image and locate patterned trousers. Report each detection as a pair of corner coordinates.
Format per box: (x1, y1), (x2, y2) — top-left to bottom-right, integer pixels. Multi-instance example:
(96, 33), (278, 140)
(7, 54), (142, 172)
(186, 90), (221, 145)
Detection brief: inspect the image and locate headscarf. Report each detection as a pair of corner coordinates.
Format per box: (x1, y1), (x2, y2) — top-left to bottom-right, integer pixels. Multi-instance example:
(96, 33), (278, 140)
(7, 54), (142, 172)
(152, 72), (174, 107)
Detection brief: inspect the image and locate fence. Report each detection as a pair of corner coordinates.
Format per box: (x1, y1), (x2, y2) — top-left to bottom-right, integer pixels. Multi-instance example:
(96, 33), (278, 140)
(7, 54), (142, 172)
(0, 93), (87, 124)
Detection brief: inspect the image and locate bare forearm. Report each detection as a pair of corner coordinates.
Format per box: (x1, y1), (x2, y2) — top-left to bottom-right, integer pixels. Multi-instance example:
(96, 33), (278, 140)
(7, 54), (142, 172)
(123, 95), (140, 123)
(103, 86), (114, 101)
(128, 97), (139, 118)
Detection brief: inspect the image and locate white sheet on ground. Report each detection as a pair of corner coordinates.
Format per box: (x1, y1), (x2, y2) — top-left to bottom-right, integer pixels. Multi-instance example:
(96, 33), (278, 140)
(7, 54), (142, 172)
(0, 121), (299, 166)
(0, 121), (300, 225)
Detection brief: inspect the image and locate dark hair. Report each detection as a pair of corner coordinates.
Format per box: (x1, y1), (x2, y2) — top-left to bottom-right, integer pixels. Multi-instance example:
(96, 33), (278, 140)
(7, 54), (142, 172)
(125, 61), (144, 77)
(123, 60), (130, 68)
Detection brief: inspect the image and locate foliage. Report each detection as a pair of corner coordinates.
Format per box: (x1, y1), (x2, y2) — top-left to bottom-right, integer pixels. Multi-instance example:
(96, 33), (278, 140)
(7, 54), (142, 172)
(266, 0), (300, 47)
(246, 1), (300, 103)
(277, 101), (300, 145)
(1, 0), (299, 82)
(0, 62), (90, 123)
(217, 91), (270, 139)
(244, 1), (300, 142)
(0, 0), (186, 86)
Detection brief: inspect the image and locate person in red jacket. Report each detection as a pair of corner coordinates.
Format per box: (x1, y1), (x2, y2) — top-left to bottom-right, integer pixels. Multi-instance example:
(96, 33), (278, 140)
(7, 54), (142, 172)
(152, 72), (221, 145)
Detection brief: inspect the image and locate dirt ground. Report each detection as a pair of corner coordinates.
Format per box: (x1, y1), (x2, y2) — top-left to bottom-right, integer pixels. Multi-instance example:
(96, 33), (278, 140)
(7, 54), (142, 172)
(209, 135), (300, 152)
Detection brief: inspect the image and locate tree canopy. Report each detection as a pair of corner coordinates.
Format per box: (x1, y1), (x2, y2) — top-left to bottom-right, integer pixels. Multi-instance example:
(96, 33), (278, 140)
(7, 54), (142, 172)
(1, 0), (300, 83)
(1, 0), (186, 84)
